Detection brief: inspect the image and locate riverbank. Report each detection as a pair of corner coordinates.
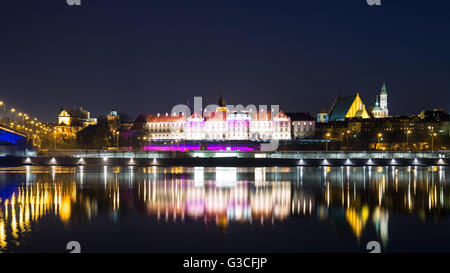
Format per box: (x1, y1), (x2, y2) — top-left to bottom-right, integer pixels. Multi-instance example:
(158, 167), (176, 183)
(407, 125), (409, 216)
(1, 155), (447, 167)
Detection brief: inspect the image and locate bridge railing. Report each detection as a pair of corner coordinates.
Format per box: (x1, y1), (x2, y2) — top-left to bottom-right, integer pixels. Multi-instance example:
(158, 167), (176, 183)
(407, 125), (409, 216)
(38, 149), (450, 159)
(267, 151), (449, 159)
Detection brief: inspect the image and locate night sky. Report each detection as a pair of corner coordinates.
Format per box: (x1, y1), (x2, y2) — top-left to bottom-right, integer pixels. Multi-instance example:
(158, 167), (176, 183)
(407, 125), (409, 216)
(0, 0), (449, 122)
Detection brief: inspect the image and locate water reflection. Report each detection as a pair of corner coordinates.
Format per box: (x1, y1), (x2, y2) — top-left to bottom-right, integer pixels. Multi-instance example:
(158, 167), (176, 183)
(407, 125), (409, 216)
(0, 165), (448, 252)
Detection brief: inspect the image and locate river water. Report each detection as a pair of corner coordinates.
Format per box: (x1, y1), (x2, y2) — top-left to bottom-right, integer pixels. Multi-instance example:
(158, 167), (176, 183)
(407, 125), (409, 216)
(0, 165), (449, 252)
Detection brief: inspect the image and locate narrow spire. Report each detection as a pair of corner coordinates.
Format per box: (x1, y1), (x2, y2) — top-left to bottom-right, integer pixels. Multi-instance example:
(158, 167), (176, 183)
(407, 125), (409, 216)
(218, 85), (226, 107)
(381, 81), (387, 94)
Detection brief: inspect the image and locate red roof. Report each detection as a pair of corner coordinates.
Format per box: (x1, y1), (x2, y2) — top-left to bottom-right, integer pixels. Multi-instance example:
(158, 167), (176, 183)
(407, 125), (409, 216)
(135, 109), (290, 123)
(135, 113), (186, 123)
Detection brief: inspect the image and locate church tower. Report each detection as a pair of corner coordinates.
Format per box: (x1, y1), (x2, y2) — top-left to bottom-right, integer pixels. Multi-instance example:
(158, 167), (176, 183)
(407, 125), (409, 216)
(217, 86), (227, 112)
(372, 95), (382, 118)
(379, 82), (388, 117)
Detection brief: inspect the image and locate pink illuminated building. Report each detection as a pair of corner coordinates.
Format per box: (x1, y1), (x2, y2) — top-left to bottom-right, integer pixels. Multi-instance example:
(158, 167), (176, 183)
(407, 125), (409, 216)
(140, 93), (291, 141)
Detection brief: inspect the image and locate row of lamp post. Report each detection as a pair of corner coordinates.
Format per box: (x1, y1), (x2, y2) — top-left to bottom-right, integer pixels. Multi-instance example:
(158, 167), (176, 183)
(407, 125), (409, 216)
(325, 130), (440, 152)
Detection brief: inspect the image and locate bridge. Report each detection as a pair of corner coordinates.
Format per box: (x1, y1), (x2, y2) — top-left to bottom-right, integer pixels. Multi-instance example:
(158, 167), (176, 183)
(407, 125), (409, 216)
(0, 125), (27, 143)
(0, 125), (35, 157)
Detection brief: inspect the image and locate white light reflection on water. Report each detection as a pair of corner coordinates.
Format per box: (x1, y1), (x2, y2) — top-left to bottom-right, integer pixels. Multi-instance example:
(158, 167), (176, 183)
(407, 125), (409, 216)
(0, 165), (448, 252)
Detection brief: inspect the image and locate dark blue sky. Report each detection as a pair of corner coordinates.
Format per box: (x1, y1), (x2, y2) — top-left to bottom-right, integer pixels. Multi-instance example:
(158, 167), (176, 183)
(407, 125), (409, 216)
(0, 0), (449, 121)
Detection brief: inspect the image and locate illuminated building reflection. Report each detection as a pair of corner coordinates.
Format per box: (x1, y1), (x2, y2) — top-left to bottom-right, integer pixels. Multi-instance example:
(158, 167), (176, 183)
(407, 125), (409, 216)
(0, 165), (449, 252)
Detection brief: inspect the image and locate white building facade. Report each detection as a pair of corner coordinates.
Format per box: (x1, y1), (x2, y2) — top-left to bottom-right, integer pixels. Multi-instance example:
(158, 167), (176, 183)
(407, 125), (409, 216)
(372, 82), (389, 118)
(286, 112), (315, 139)
(143, 108), (292, 141)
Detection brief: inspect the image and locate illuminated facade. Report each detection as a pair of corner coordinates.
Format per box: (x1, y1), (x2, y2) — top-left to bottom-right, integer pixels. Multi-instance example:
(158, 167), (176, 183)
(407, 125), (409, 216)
(141, 94), (292, 140)
(380, 83), (388, 116)
(55, 107), (97, 140)
(372, 95), (383, 118)
(316, 110), (329, 123)
(326, 84), (390, 122)
(372, 82), (389, 118)
(329, 93), (370, 121)
(286, 112), (315, 139)
(107, 110), (120, 132)
(58, 110), (72, 126)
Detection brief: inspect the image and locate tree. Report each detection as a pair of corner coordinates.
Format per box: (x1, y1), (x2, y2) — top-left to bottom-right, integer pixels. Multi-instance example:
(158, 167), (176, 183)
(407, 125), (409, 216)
(77, 124), (111, 149)
(119, 112), (132, 123)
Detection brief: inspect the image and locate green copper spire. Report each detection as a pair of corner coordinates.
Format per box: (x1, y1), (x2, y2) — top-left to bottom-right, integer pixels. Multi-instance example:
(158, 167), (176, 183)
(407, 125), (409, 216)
(373, 95), (381, 110)
(381, 82), (387, 94)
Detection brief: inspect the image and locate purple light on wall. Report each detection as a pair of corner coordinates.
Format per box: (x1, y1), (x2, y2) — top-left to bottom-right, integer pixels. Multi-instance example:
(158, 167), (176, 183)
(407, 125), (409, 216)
(143, 143), (256, 151)
(144, 144), (200, 151)
(206, 145), (256, 151)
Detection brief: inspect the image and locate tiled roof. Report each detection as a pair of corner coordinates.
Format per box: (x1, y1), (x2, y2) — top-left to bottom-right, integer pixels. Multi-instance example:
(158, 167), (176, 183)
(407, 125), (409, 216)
(135, 113), (186, 123)
(135, 108), (291, 123)
(329, 95), (357, 121)
(273, 110), (289, 120)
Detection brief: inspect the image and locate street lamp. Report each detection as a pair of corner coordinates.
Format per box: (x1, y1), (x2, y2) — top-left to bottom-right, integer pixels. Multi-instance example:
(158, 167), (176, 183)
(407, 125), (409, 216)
(406, 130), (411, 151)
(346, 130), (350, 151)
(377, 133), (382, 151)
(53, 130), (57, 150)
(0, 101), (4, 122)
(432, 132), (437, 151)
(325, 133), (331, 152)
(116, 131), (120, 149)
(112, 129), (116, 147)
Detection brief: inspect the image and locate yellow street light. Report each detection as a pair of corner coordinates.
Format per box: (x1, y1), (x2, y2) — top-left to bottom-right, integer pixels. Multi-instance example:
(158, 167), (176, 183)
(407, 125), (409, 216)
(325, 133), (331, 152)
(345, 130), (351, 151)
(10, 108), (15, 113)
(406, 130), (412, 150)
(431, 132), (438, 151)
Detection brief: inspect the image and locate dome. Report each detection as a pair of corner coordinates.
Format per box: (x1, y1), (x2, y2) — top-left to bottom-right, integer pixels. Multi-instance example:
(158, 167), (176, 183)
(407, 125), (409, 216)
(373, 105), (382, 111)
